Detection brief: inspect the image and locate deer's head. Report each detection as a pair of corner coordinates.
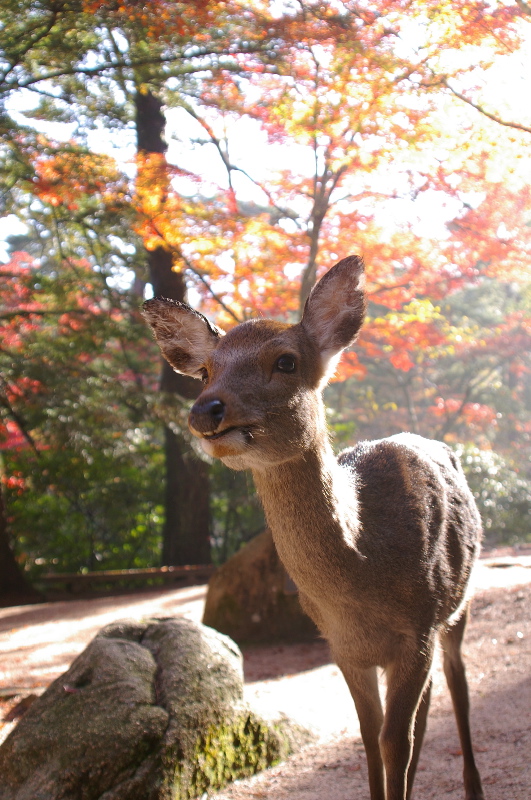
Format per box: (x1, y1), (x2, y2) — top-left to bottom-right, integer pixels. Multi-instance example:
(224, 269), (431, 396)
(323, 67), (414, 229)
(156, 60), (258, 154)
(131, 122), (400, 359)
(142, 255), (366, 471)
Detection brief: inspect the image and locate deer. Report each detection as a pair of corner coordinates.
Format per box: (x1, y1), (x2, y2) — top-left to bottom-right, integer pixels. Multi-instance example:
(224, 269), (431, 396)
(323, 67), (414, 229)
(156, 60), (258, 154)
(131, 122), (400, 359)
(142, 255), (485, 800)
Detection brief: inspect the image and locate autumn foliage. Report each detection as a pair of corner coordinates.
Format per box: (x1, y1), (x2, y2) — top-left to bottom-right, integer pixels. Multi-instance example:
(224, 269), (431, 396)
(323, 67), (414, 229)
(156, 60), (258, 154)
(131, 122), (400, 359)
(1, 0), (531, 578)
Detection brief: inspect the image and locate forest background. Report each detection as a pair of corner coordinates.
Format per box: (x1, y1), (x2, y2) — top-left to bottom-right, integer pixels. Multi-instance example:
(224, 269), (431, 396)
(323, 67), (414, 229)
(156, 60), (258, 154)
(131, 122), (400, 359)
(1, 0), (531, 599)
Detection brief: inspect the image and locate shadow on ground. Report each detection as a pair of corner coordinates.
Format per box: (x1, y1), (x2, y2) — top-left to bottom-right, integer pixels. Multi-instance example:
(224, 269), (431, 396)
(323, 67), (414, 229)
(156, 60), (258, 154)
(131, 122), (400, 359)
(242, 639), (332, 683)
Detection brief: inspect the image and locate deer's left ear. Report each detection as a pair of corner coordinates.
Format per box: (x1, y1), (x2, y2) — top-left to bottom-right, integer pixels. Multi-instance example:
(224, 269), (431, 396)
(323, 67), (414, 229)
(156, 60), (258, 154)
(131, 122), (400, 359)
(142, 298), (224, 378)
(301, 255), (366, 373)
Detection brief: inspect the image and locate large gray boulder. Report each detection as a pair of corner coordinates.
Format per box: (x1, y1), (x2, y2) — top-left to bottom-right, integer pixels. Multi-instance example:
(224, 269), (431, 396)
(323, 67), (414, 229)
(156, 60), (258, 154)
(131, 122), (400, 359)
(203, 530), (318, 643)
(0, 617), (310, 800)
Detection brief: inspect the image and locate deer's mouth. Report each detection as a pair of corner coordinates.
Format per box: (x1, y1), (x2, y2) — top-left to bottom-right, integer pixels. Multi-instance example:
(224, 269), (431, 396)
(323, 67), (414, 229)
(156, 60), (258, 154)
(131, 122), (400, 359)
(201, 426), (254, 444)
(202, 426), (239, 441)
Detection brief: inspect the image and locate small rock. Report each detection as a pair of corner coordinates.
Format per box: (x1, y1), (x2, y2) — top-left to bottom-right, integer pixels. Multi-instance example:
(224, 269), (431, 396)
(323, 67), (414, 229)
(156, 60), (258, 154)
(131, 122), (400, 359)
(203, 530), (318, 643)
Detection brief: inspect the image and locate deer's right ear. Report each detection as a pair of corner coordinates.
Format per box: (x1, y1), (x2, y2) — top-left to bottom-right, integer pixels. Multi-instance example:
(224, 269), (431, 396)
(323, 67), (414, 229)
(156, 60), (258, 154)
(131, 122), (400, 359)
(142, 298), (224, 378)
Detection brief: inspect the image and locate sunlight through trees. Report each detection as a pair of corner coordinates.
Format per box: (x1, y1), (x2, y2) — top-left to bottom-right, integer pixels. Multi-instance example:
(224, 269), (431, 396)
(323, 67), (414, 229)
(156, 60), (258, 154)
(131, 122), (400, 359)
(1, 0), (530, 591)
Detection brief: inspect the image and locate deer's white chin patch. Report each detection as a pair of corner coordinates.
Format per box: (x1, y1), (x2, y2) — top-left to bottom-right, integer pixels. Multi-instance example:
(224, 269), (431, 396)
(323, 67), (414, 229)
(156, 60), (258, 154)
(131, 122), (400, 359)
(200, 428), (248, 463)
(220, 453), (252, 471)
(200, 430), (268, 472)
(199, 428), (296, 472)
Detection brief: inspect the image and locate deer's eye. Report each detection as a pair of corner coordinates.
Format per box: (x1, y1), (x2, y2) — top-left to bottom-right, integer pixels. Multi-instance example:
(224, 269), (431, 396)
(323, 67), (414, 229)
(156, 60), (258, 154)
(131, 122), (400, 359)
(199, 368), (209, 384)
(275, 354), (296, 374)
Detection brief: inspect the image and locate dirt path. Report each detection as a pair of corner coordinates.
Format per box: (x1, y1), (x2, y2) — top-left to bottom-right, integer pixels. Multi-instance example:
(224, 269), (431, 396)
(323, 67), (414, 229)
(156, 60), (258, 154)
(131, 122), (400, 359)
(0, 584), (207, 694)
(1, 556), (530, 798)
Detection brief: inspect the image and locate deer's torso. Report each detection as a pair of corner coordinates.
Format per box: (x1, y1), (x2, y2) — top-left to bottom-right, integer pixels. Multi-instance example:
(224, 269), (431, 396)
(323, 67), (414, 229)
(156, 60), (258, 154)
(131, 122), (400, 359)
(255, 433), (482, 668)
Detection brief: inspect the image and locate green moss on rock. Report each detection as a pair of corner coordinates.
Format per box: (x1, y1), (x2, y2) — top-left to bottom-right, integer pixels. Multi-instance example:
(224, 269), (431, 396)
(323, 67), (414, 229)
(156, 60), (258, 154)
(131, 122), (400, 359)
(174, 711), (291, 798)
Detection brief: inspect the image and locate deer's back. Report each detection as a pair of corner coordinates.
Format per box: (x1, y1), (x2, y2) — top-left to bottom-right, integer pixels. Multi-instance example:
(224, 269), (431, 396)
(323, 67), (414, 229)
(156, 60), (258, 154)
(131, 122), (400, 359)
(338, 432), (482, 626)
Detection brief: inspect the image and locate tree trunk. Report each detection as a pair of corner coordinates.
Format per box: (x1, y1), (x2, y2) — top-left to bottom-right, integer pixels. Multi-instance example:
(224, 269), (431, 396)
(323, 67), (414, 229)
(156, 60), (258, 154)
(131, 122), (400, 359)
(136, 88), (212, 566)
(162, 427), (211, 565)
(298, 213), (323, 317)
(0, 486), (40, 604)
(298, 164), (348, 316)
(298, 193), (328, 317)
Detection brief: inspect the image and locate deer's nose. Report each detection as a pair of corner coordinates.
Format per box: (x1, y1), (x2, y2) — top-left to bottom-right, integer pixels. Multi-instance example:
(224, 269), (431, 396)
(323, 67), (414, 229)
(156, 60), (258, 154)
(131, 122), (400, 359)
(189, 397), (226, 433)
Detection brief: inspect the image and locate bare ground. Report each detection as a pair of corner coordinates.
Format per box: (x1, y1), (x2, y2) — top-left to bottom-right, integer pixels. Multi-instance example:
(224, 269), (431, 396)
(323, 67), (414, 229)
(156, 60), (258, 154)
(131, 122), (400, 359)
(1, 553), (530, 799)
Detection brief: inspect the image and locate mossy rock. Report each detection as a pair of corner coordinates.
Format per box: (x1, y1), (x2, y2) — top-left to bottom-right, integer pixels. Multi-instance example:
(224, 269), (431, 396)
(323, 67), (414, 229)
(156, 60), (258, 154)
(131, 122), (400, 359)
(203, 529), (318, 643)
(0, 617), (311, 800)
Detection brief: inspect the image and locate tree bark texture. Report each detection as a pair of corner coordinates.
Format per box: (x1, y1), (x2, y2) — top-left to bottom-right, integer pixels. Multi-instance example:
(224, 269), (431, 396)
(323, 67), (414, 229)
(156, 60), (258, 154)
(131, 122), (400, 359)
(136, 88), (212, 566)
(162, 427), (211, 566)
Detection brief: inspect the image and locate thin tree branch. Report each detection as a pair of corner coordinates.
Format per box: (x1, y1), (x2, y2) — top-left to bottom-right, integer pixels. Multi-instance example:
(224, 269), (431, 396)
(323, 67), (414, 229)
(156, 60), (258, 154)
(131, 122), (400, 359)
(0, 42), (270, 97)
(0, 8), (60, 85)
(443, 80), (531, 135)
(179, 104), (301, 227)
(0, 309), (89, 319)
(177, 249), (242, 323)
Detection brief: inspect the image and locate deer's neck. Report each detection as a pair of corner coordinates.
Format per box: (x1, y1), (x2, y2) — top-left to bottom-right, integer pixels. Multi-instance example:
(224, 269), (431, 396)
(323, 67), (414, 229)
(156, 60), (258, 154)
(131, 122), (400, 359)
(252, 438), (361, 597)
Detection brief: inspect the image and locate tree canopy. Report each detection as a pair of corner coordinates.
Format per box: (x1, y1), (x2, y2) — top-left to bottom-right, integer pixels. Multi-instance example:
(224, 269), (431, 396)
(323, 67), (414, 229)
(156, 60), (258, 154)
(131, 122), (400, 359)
(1, 0), (531, 591)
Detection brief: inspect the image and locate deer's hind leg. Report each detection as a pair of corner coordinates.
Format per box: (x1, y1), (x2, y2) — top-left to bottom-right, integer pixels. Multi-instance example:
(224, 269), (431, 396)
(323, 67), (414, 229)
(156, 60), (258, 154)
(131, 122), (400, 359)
(406, 675), (432, 800)
(440, 607), (484, 800)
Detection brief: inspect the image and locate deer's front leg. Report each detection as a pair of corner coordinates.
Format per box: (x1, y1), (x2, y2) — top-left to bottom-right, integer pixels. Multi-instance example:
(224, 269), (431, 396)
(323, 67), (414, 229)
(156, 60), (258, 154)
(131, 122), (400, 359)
(380, 646), (434, 800)
(338, 663), (385, 800)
